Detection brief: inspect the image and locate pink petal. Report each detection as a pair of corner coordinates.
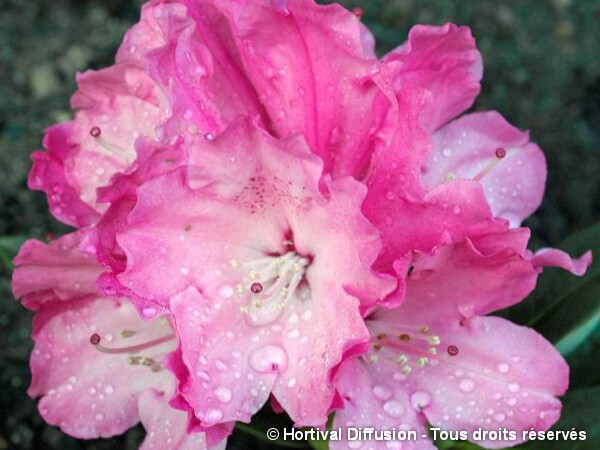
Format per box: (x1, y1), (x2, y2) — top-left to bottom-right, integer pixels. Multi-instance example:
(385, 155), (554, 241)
(227, 0), (385, 178)
(411, 316), (567, 448)
(388, 230), (539, 321)
(12, 231), (102, 310)
(30, 297), (175, 439)
(169, 284), (368, 429)
(383, 23), (482, 132)
(423, 111), (547, 225)
(139, 1), (269, 140)
(532, 248), (592, 276)
(332, 360), (436, 450)
(139, 389), (223, 450)
(30, 63), (164, 226)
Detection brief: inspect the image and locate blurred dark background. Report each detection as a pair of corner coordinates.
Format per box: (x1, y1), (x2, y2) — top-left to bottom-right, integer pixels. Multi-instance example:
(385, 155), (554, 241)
(0, 0), (598, 449)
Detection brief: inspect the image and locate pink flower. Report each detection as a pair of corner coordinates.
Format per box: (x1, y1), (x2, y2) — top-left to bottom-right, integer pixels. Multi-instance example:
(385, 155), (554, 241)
(11, 232), (225, 449)
(104, 119), (395, 428)
(13, 0), (593, 448)
(331, 231), (591, 449)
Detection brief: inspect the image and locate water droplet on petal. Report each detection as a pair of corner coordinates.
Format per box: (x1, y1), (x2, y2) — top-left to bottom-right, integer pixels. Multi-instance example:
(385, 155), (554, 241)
(459, 378), (475, 393)
(383, 399), (405, 418)
(205, 408), (223, 422)
(508, 383), (520, 393)
(249, 345), (288, 373)
(497, 363), (510, 373)
(410, 391), (432, 410)
(442, 148), (453, 157)
(142, 306), (157, 319)
(95, 412), (105, 421)
(373, 385), (393, 401)
(214, 386), (232, 404)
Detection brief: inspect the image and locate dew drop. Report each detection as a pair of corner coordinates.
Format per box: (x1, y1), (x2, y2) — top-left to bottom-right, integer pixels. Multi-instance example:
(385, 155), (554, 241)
(383, 399), (405, 418)
(497, 363), (510, 373)
(214, 386), (232, 404)
(372, 385), (393, 401)
(95, 412), (105, 421)
(410, 391), (432, 410)
(104, 385), (114, 395)
(508, 383), (520, 393)
(442, 148), (453, 157)
(459, 378), (475, 393)
(142, 306), (157, 319)
(205, 409), (223, 422)
(249, 345), (288, 373)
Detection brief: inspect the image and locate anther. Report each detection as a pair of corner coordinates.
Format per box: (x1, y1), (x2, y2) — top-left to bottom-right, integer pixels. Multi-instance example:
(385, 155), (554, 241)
(250, 282), (263, 294)
(447, 345), (459, 356)
(90, 126), (101, 138)
(473, 148), (508, 182)
(90, 332), (175, 354)
(400, 334), (411, 342)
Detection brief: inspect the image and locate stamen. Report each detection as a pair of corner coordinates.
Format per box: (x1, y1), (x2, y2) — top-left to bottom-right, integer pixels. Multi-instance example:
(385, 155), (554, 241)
(89, 126), (131, 159)
(234, 251), (310, 326)
(473, 147), (507, 182)
(90, 332), (175, 355)
(352, 7), (363, 18)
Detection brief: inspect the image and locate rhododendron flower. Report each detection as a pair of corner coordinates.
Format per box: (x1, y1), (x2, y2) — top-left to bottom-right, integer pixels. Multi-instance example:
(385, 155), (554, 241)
(11, 0), (593, 449)
(332, 231), (590, 449)
(12, 232), (225, 449)
(105, 120), (395, 427)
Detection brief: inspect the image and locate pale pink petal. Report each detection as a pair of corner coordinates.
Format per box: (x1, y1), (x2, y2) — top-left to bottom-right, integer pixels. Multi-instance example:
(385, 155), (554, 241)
(113, 121), (391, 426)
(12, 232), (102, 310)
(332, 360), (436, 450)
(30, 297), (175, 439)
(423, 111), (547, 225)
(531, 248), (592, 276)
(383, 23), (482, 132)
(409, 316), (567, 448)
(30, 64), (164, 226)
(139, 389), (224, 450)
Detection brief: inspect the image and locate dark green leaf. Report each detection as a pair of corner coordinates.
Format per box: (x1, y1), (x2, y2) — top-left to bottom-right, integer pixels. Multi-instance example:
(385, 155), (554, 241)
(499, 222), (600, 354)
(0, 236), (28, 270)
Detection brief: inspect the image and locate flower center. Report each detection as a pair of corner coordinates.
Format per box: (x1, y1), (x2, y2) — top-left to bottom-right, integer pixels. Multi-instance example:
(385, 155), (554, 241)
(364, 324), (444, 375)
(89, 318), (176, 372)
(231, 250), (310, 327)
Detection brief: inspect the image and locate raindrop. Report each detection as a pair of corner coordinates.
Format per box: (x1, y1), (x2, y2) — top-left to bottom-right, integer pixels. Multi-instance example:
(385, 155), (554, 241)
(497, 363), (510, 374)
(249, 345), (288, 373)
(459, 378), (475, 393)
(214, 386), (232, 404)
(383, 399), (404, 418)
(410, 391), (432, 410)
(508, 383), (520, 393)
(373, 385), (393, 401)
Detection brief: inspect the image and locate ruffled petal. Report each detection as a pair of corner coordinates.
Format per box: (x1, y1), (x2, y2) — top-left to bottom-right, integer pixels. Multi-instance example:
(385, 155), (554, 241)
(531, 248), (592, 276)
(139, 389), (223, 450)
(226, 0), (385, 177)
(12, 231), (102, 310)
(332, 360), (436, 450)
(383, 23), (482, 132)
(30, 63), (164, 226)
(30, 297), (175, 439)
(423, 111), (546, 225)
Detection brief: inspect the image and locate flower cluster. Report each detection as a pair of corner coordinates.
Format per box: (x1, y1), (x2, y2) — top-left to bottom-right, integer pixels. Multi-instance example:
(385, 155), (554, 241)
(12, 1), (591, 449)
